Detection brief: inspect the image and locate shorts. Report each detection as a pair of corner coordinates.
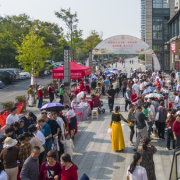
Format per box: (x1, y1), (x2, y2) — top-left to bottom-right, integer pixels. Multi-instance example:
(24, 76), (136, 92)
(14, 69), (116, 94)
(105, 87), (109, 91)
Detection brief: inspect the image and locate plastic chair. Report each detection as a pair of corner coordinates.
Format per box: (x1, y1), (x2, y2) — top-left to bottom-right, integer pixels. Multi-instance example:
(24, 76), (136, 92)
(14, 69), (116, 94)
(91, 108), (98, 119)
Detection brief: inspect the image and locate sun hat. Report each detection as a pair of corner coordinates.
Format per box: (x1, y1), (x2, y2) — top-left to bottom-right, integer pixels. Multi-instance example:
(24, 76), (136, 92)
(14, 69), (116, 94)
(38, 86), (44, 90)
(41, 110), (47, 114)
(3, 137), (17, 148)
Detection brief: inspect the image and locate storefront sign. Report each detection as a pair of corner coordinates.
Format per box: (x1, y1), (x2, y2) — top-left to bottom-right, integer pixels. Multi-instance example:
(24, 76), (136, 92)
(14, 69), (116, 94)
(172, 43), (176, 53)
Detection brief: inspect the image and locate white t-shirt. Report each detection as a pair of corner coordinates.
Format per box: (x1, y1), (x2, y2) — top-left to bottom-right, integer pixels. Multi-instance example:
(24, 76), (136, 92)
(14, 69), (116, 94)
(0, 170), (7, 180)
(132, 84), (140, 96)
(6, 114), (19, 125)
(175, 96), (180, 108)
(77, 91), (85, 102)
(34, 130), (45, 145)
(56, 117), (65, 136)
(67, 109), (75, 119)
(127, 165), (148, 180)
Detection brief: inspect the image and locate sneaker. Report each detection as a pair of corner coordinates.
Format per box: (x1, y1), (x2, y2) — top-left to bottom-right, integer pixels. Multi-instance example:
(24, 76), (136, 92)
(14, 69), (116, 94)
(130, 142), (134, 146)
(152, 133), (155, 136)
(166, 148), (170, 150)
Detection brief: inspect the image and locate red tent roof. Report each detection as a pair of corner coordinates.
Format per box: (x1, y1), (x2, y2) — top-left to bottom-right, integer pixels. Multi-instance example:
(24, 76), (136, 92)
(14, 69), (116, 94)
(52, 61), (92, 79)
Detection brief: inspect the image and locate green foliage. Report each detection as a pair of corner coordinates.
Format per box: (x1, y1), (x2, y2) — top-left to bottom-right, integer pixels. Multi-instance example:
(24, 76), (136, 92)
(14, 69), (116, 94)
(0, 74), (5, 83)
(15, 28), (51, 76)
(15, 95), (26, 104)
(1, 101), (14, 110)
(138, 54), (145, 60)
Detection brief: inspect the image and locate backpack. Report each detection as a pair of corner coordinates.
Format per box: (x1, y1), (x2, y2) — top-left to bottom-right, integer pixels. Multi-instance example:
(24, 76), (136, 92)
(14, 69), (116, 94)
(80, 174), (89, 180)
(60, 115), (68, 127)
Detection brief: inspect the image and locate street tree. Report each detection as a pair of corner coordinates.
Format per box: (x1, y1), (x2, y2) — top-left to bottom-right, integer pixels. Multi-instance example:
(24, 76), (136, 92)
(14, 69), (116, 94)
(55, 8), (80, 60)
(15, 28), (51, 85)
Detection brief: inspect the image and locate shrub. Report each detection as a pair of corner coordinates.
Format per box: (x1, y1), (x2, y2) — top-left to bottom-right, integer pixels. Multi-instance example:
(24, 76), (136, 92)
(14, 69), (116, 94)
(15, 95), (26, 104)
(1, 101), (15, 110)
(0, 74), (5, 83)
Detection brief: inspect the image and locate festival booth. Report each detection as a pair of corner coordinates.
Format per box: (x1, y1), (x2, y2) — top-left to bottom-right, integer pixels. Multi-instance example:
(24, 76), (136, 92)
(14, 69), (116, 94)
(52, 61), (92, 121)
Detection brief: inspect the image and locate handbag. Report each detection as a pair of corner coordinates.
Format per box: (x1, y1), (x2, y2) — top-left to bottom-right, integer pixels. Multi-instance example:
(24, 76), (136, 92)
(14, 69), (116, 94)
(46, 163), (54, 178)
(155, 112), (159, 121)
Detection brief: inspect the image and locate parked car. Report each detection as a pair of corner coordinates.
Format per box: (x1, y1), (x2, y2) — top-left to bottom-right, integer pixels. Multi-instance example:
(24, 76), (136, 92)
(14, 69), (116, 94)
(7, 71), (16, 82)
(0, 81), (3, 88)
(0, 68), (20, 80)
(19, 72), (31, 79)
(0, 71), (13, 84)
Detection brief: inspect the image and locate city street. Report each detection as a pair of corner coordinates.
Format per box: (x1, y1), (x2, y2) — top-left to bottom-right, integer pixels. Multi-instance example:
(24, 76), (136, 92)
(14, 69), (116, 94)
(72, 58), (172, 180)
(0, 75), (52, 111)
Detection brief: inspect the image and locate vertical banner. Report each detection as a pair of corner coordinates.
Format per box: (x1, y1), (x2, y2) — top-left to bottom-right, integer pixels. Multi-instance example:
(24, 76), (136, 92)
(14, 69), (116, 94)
(172, 43), (176, 53)
(89, 50), (92, 68)
(64, 46), (70, 86)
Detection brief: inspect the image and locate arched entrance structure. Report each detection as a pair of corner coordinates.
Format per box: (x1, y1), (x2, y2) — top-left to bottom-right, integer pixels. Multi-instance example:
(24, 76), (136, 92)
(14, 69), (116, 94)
(92, 35), (160, 70)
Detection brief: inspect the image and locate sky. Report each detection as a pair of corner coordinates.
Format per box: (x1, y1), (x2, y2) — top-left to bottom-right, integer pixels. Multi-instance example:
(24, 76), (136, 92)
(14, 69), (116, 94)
(0, 0), (141, 40)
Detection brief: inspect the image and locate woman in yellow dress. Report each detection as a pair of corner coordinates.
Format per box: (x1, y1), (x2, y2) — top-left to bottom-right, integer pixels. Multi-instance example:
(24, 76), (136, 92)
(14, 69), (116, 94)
(110, 106), (129, 151)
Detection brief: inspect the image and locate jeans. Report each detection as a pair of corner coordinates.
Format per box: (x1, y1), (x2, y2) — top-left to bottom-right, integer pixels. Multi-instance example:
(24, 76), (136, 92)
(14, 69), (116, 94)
(157, 122), (165, 139)
(148, 121), (152, 138)
(134, 127), (148, 150)
(167, 129), (175, 149)
(60, 95), (64, 104)
(38, 98), (43, 108)
(130, 126), (135, 142)
(122, 88), (126, 97)
(49, 93), (54, 103)
(125, 100), (131, 110)
(108, 98), (114, 111)
(46, 139), (52, 153)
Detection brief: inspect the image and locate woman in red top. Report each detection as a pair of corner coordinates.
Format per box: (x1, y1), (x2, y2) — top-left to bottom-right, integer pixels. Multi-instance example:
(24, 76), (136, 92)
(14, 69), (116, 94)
(37, 86), (44, 108)
(131, 90), (138, 105)
(39, 150), (61, 180)
(60, 154), (78, 180)
(78, 82), (84, 92)
(156, 79), (161, 90)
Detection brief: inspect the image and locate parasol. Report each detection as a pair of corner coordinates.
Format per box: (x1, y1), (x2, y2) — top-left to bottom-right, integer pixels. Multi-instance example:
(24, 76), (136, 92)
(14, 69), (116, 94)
(104, 71), (111, 75)
(142, 87), (157, 95)
(145, 93), (164, 98)
(40, 103), (64, 112)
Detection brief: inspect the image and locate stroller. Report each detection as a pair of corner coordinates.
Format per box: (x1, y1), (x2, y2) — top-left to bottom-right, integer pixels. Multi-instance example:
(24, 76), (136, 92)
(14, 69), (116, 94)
(98, 100), (105, 114)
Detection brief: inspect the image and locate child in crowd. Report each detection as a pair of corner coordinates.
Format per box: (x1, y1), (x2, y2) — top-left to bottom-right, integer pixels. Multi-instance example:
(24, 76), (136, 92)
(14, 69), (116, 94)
(167, 108), (172, 117)
(166, 109), (176, 150)
(60, 133), (74, 159)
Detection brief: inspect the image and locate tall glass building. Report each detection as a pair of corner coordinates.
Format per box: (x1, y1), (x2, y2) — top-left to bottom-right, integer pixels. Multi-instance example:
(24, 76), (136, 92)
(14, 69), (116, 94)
(141, 0), (145, 41)
(144, 0), (174, 71)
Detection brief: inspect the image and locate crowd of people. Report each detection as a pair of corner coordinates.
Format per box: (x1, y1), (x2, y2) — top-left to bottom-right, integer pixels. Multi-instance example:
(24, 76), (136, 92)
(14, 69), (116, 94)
(1, 59), (179, 180)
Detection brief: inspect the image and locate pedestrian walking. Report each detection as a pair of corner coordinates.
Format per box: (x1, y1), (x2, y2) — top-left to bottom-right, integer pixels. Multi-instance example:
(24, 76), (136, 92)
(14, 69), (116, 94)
(173, 114), (180, 149)
(132, 60), (134, 64)
(90, 78), (97, 95)
(59, 84), (64, 104)
(130, 60), (131, 64)
(127, 152), (148, 180)
(106, 85), (117, 112)
(115, 62), (117, 68)
(138, 137), (157, 180)
(48, 84), (54, 103)
(122, 78), (127, 97)
(125, 88), (131, 111)
(133, 105), (148, 151)
(127, 104), (136, 146)
(110, 106), (129, 151)
(37, 86), (44, 108)
(123, 62), (125, 68)
(20, 146), (40, 180)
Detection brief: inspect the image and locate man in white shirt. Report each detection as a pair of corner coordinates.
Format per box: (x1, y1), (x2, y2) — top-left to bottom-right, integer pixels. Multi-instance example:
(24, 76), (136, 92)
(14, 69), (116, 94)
(132, 81), (140, 97)
(6, 107), (19, 127)
(174, 92), (180, 109)
(77, 90), (88, 102)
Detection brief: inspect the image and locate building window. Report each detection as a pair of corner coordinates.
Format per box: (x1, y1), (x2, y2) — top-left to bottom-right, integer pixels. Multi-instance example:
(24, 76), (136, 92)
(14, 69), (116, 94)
(153, 32), (162, 40)
(164, 54), (169, 70)
(153, 45), (163, 51)
(164, 45), (169, 51)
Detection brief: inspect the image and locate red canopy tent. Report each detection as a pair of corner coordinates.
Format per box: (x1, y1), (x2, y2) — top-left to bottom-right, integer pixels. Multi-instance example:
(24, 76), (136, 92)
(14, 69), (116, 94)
(52, 61), (92, 79)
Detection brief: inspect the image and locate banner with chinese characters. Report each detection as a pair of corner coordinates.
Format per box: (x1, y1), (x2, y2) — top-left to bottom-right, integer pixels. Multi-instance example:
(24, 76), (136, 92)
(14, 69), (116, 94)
(93, 35), (153, 55)
(0, 100), (25, 127)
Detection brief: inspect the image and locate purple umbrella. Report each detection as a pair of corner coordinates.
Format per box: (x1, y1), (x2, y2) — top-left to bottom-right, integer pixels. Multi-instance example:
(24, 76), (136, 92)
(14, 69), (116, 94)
(40, 102), (64, 112)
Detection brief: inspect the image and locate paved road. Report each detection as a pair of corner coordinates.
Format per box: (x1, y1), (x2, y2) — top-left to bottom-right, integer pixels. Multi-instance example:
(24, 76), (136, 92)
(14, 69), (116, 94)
(72, 58), (172, 180)
(0, 75), (52, 111)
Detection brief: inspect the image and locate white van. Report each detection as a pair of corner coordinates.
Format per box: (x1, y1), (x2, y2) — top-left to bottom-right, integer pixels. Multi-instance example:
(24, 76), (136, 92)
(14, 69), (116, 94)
(0, 68), (20, 80)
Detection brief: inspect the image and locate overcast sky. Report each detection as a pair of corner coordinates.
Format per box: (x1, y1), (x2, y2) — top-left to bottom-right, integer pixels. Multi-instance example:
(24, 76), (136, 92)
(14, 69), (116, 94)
(0, 0), (141, 40)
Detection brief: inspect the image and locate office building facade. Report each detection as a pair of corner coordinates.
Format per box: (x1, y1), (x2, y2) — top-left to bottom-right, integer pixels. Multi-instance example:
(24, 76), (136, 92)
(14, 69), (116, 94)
(144, 0), (175, 71)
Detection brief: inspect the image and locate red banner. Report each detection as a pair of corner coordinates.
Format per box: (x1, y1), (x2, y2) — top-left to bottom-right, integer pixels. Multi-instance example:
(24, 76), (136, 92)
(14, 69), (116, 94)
(0, 100), (25, 127)
(172, 43), (176, 53)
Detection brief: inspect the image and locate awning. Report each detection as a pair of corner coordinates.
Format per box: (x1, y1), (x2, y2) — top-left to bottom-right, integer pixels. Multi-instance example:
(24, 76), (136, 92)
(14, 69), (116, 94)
(52, 61), (92, 79)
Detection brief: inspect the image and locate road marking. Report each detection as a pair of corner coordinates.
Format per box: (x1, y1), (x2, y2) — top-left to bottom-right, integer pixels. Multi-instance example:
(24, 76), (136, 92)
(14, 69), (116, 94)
(8, 92), (17, 96)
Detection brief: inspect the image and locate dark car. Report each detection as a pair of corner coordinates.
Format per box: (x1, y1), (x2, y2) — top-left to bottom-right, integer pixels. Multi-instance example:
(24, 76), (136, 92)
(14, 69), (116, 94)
(7, 71), (16, 82)
(0, 71), (13, 84)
